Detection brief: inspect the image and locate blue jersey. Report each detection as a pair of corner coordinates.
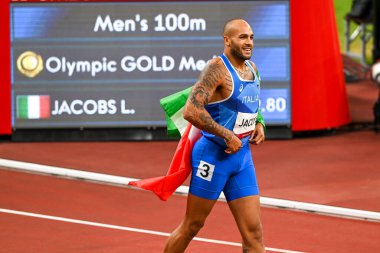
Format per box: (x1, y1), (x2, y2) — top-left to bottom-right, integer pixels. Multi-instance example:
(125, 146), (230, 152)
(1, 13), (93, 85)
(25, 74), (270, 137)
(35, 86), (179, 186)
(202, 53), (261, 147)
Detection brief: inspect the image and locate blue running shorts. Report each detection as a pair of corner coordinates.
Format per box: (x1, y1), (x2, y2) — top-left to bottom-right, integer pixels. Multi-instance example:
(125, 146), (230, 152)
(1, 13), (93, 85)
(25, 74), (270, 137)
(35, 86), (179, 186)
(189, 136), (259, 201)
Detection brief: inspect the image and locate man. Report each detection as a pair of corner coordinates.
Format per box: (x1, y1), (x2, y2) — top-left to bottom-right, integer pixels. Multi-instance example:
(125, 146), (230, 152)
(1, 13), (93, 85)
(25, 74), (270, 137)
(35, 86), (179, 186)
(163, 19), (266, 253)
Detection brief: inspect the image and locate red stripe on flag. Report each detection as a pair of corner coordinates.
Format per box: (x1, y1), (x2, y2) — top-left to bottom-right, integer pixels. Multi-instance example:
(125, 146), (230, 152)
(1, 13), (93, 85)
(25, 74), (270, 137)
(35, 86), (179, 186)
(39, 96), (51, 119)
(129, 124), (201, 201)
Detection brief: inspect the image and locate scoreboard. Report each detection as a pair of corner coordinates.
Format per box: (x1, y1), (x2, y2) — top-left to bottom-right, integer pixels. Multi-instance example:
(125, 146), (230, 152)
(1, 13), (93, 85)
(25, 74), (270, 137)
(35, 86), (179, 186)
(10, 1), (291, 130)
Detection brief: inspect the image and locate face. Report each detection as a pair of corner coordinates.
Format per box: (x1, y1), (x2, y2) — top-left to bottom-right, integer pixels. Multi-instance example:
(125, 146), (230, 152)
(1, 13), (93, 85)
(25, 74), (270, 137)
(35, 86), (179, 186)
(226, 22), (254, 60)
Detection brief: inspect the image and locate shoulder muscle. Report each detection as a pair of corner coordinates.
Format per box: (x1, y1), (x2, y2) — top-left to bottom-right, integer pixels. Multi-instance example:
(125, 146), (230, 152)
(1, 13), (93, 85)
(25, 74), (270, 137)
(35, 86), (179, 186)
(197, 57), (225, 90)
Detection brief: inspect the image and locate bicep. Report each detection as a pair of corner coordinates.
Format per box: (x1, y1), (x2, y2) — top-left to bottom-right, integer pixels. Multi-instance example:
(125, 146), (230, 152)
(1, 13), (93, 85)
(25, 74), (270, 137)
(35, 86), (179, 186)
(187, 62), (223, 109)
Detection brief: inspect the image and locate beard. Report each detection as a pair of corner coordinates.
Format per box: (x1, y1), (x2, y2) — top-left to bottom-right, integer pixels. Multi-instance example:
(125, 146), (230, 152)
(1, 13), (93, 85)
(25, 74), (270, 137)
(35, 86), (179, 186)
(230, 41), (252, 60)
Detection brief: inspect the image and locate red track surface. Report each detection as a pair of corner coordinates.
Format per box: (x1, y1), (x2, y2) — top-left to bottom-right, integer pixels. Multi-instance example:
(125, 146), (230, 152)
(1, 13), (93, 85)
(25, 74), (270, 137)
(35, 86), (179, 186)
(1, 129), (379, 211)
(1, 168), (379, 253)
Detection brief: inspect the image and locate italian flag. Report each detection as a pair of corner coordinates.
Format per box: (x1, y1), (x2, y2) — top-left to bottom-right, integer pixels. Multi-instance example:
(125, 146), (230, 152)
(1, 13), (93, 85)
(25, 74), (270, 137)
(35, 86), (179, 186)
(160, 86), (193, 137)
(128, 87), (265, 201)
(17, 95), (51, 119)
(128, 123), (201, 201)
(129, 87), (201, 201)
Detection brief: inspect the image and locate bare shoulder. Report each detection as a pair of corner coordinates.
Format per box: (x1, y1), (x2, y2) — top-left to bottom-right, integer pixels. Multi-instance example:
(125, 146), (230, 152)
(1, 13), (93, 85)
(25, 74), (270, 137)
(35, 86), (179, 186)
(197, 57), (226, 89)
(187, 56), (230, 107)
(206, 56), (224, 69)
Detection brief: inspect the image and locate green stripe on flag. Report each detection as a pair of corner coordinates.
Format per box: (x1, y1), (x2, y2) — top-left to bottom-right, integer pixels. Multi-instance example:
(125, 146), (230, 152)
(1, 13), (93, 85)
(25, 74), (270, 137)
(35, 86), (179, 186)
(160, 86), (192, 137)
(256, 70), (261, 80)
(256, 108), (266, 130)
(160, 86), (192, 119)
(17, 96), (28, 119)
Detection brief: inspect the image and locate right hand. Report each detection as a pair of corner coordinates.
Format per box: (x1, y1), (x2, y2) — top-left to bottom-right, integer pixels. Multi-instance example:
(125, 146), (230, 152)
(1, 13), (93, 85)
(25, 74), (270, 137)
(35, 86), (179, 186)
(224, 132), (242, 154)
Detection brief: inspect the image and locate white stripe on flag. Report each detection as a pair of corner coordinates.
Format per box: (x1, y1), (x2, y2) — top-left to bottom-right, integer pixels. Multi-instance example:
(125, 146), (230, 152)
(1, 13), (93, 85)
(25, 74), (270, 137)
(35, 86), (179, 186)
(28, 95), (40, 119)
(170, 106), (188, 136)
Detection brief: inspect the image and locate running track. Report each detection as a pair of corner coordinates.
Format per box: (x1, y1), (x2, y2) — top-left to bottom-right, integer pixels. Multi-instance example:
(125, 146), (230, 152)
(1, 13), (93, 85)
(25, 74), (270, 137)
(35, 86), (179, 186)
(1, 127), (380, 252)
(1, 167), (379, 253)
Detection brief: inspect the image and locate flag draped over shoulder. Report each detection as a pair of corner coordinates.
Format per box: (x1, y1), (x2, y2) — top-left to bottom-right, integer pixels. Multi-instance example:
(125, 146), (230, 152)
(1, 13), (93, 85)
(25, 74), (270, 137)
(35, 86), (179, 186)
(128, 86), (265, 201)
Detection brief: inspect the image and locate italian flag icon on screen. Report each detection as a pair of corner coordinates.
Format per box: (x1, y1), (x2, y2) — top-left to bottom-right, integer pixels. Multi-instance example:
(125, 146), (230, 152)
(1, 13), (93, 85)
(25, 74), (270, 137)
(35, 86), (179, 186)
(17, 95), (51, 119)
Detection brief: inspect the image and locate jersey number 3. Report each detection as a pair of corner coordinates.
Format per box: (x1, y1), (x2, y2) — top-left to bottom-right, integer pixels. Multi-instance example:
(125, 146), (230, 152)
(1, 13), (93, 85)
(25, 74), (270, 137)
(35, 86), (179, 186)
(196, 160), (215, 182)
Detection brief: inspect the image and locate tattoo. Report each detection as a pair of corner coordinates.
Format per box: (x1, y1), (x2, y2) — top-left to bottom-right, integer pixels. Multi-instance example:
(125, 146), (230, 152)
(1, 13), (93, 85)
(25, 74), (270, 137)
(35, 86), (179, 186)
(198, 112), (231, 140)
(225, 81), (233, 93)
(200, 63), (224, 89)
(225, 73), (232, 82)
(190, 86), (209, 109)
(234, 65), (246, 78)
(184, 59), (234, 139)
(235, 65), (254, 80)
(199, 112), (215, 130)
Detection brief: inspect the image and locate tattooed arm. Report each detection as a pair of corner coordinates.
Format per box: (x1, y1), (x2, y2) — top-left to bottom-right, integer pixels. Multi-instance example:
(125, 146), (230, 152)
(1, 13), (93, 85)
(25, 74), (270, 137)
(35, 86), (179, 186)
(183, 58), (242, 154)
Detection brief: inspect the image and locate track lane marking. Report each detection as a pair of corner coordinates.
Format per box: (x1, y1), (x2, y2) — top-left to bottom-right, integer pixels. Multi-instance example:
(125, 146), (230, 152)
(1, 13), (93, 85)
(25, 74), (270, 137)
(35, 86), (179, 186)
(0, 208), (306, 253)
(0, 158), (379, 221)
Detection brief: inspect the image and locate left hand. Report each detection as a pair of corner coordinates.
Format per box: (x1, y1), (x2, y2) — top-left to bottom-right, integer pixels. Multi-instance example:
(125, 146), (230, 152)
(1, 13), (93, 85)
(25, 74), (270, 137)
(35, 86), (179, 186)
(249, 123), (265, 145)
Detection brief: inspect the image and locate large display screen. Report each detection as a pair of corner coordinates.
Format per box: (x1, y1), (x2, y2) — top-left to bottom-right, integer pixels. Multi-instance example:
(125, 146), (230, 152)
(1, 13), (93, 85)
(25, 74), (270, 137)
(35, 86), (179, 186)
(10, 1), (291, 129)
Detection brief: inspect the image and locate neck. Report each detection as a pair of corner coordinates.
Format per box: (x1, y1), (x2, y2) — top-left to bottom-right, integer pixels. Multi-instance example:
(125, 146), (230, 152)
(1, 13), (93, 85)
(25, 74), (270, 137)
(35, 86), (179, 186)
(223, 52), (246, 70)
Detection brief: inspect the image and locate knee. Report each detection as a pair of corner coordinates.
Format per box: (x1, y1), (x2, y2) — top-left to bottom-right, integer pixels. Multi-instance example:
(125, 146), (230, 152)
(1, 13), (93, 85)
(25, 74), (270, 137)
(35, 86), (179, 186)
(184, 219), (205, 238)
(243, 222), (264, 246)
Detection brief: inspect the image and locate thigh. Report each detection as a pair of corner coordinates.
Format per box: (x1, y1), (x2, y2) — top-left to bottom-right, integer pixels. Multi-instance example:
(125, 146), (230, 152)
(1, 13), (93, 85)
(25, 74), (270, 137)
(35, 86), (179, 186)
(190, 137), (235, 200)
(227, 195), (263, 236)
(185, 193), (217, 222)
(223, 146), (259, 201)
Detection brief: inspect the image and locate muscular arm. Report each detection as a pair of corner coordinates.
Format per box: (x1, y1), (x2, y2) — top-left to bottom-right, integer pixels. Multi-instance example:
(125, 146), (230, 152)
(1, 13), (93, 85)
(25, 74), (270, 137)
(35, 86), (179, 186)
(183, 59), (232, 140)
(183, 59), (241, 153)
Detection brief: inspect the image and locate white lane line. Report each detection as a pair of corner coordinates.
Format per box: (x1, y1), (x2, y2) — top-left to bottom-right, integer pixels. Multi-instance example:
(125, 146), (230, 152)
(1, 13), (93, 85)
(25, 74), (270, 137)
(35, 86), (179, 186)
(1, 158), (380, 221)
(0, 208), (306, 253)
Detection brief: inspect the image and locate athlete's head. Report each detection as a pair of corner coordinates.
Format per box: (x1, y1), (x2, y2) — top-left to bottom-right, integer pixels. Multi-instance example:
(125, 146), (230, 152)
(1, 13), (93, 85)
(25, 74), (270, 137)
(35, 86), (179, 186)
(223, 19), (253, 61)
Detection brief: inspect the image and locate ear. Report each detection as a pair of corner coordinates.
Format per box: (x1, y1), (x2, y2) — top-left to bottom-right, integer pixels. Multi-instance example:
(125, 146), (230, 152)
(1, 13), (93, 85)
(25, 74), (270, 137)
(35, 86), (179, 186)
(223, 36), (230, 47)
